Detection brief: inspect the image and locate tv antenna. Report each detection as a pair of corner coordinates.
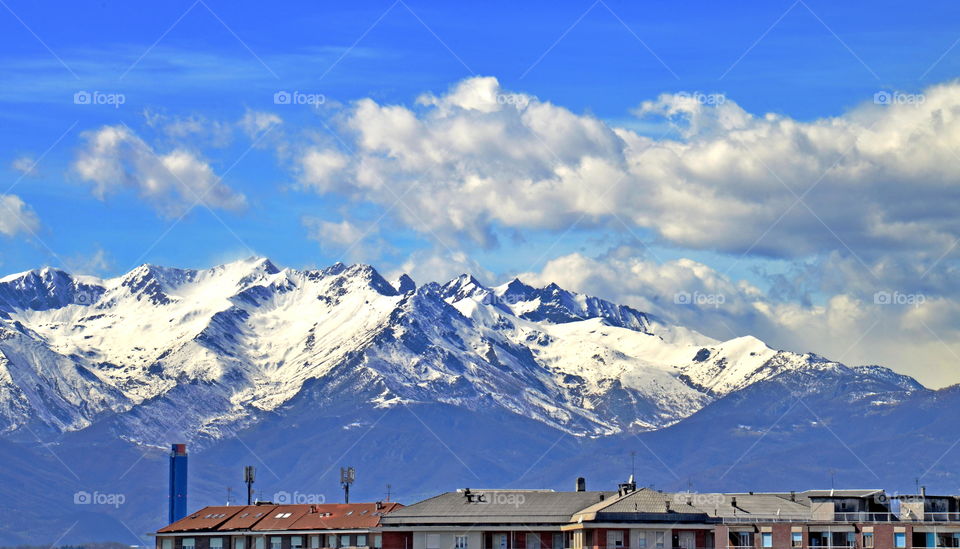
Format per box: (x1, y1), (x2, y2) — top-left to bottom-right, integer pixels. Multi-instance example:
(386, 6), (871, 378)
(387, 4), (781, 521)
(341, 466), (356, 504)
(386, 483), (392, 502)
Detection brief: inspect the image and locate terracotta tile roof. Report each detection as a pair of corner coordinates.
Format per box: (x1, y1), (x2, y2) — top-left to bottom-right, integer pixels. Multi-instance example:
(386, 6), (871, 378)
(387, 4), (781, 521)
(158, 506), (246, 533)
(288, 502), (405, 530)
(217, 504), (278, 530)
(250, 505), (314, 531)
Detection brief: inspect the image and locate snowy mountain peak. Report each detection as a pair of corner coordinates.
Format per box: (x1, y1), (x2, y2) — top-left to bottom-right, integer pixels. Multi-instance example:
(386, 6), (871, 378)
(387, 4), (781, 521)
(440, 273), (490, 302)
(0, 258), (928, 443)
(0, 266), (105, 312)
(394, 274), (417, 294)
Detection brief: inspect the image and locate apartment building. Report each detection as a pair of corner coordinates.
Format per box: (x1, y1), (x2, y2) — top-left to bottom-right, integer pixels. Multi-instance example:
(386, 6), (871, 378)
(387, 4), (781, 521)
(378, 481), (960, 549)
(156, 481), (960, 549)
(155, 501), (404, 549)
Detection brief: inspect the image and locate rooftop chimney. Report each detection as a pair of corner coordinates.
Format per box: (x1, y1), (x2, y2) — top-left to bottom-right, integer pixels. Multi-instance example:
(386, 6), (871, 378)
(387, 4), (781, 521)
(576, 477), (586, 492)
(922, 486), (927, 498)
(618, 474), (638, 496)
(168, 444), (188, 524)
(790, 491), (796, 502)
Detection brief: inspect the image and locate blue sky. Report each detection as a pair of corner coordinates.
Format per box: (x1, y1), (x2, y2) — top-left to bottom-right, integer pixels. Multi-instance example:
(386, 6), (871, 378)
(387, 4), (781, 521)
(4, 0), (960, 385)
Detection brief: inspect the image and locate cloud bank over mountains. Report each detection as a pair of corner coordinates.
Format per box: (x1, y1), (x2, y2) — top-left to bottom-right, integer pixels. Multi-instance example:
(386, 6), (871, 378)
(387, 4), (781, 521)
(287, 76), (960, 386)
(6, 76), (958, 386)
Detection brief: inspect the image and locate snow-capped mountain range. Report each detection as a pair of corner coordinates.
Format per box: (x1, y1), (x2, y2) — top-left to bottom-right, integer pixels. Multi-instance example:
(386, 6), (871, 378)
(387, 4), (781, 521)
(0, 257), (923, 445)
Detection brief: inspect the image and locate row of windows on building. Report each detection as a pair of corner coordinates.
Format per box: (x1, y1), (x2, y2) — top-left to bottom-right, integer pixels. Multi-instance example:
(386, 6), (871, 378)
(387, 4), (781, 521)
(735, 531), (960, 549)
(162, 534), (384, 549)
(424, 530), (658, 549)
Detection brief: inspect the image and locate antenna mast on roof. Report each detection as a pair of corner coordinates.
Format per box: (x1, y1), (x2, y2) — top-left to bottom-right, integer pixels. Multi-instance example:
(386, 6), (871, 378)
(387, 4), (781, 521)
(630, 451), (636, 478)
(386, 483), (392, 502)
(244, 466), (256, 505)
(341, 466), (355, 504)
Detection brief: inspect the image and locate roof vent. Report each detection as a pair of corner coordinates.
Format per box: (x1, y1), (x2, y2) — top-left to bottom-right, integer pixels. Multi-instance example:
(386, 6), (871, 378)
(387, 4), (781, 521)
(665, 501), (671, 513)
(576, 477), (586, 492)
(376, 501), (384, 510)
(790, 491), (796, 502)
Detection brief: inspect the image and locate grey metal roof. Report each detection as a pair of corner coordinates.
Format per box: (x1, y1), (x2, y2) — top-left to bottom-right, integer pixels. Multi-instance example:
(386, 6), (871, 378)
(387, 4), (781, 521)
(580, 488), (812, 521)
(381, 490), (617, 525)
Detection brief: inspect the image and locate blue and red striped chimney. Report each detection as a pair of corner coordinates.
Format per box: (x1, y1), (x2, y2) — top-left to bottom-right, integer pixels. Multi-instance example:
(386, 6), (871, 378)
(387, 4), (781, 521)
(168, 444), (188, 523)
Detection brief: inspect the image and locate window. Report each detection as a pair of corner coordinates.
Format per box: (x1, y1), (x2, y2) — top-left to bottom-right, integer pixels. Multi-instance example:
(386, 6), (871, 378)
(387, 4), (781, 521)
(427, 535), (441, 549)
(341, 535), (352, 548)
(656, 533), (665, 549)
(792, 533), (802, 548)
(607, 532), (624, 549)
(374, 536), (382, 549)
(161, 539), (173, 549)
(527, 535), (539, 549)
(895, 533), (906, 549)
(457, 536), (469, 549)
(271, 537), (282, 549)
(329, 535), (338, 548)
(638, 536), (647, 549)
(864, 534), (874, 548)
(310, 536), (320, 549)
(256, 538), (265, 549)
(762, 533), (772, 548)
(357, 535), (367, 547)
(236, 539), (246, 549)
(499, 535), (508, 549)
(211, 539), (223, 549)
(292, 537), (304, 549)
(182, 539), (196, 549)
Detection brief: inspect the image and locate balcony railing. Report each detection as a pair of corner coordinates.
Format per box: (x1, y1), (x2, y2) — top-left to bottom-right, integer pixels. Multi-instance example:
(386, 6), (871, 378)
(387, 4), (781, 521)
(833, 513), (898, 522)
(722, 516), (811, 523)
(919, 513), (960, 522)
(723, 512), (960, 523)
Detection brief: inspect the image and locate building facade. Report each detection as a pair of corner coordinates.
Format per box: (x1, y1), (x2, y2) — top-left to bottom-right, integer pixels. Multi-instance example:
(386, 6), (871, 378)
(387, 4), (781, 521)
(156, 483), (960, 549)
(155, 502), (405, 549)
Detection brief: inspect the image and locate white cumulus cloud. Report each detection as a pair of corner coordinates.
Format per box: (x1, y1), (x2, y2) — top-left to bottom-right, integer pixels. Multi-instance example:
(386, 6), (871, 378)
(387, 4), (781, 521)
(293, 76), (960, 268)
(73, 125), (247, 217)
(0, 194), (40, 237)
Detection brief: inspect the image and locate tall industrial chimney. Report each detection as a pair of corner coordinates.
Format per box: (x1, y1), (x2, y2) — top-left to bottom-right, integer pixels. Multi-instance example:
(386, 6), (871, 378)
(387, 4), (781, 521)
(168, 444), (188, 523)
